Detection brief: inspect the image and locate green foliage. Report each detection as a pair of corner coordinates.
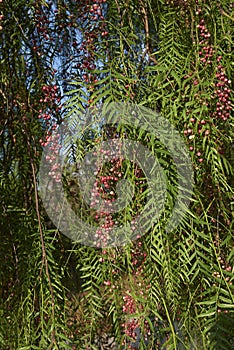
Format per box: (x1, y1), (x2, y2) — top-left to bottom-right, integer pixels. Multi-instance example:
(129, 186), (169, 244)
(0, 0), (233, 349)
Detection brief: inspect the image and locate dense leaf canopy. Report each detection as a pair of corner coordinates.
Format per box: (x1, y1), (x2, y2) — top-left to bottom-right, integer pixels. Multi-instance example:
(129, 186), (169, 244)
(0, 0), (233, 349)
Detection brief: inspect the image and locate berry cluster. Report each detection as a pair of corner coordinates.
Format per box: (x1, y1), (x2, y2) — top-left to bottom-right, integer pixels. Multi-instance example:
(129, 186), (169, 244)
(0, 13), (3, 31)
(89, 143), (122, 247)
(78, 1), (108, 104)
(38, 84), (62, 183)
(213, 57), (232, 121)
(0, 0), (4, 32)
(195, 13), (232, 123)
(88, 136), (150, 343)
(197, 19), (214, 65)
(121, 239), (150, 347)
(89, 0), (107, 22)
(123, 293), (137, 315)
(38, 84), (61, 119)
(131, 240), (147, 272)
(43, 133), (62, 183)
(35, 9), (50, 41)
(89, 140), (148, 247)
(121, 288), (151, 349)
(122, 317), (138, 347)
(32, 3), (54, 56)
(37, 84), (61, 125)
(183, 9), (232, 167)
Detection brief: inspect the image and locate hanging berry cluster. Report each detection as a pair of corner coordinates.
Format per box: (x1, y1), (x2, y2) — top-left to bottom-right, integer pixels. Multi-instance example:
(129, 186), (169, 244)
(0, 13), (3, 31)
(90, 139), (130, 248)
(213, 57), (232, 122)
(77, 0), (108, 105)
(121, 242), (151, 349)
(0, 0), (3, 31)
(182, 6), (232, 166)
(197, 19), (214, 65)
(32, 2), (57, 58)
(101, 240), (151, 349)
(38, 83), (62, 183)
(87, 129), (151, 344)
(89, 135), (149, 248)
(196, 13), (231, 123)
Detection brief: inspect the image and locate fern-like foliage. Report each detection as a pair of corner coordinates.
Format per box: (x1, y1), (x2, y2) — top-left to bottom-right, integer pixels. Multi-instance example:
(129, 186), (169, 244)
(0, 0), (233, 349)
